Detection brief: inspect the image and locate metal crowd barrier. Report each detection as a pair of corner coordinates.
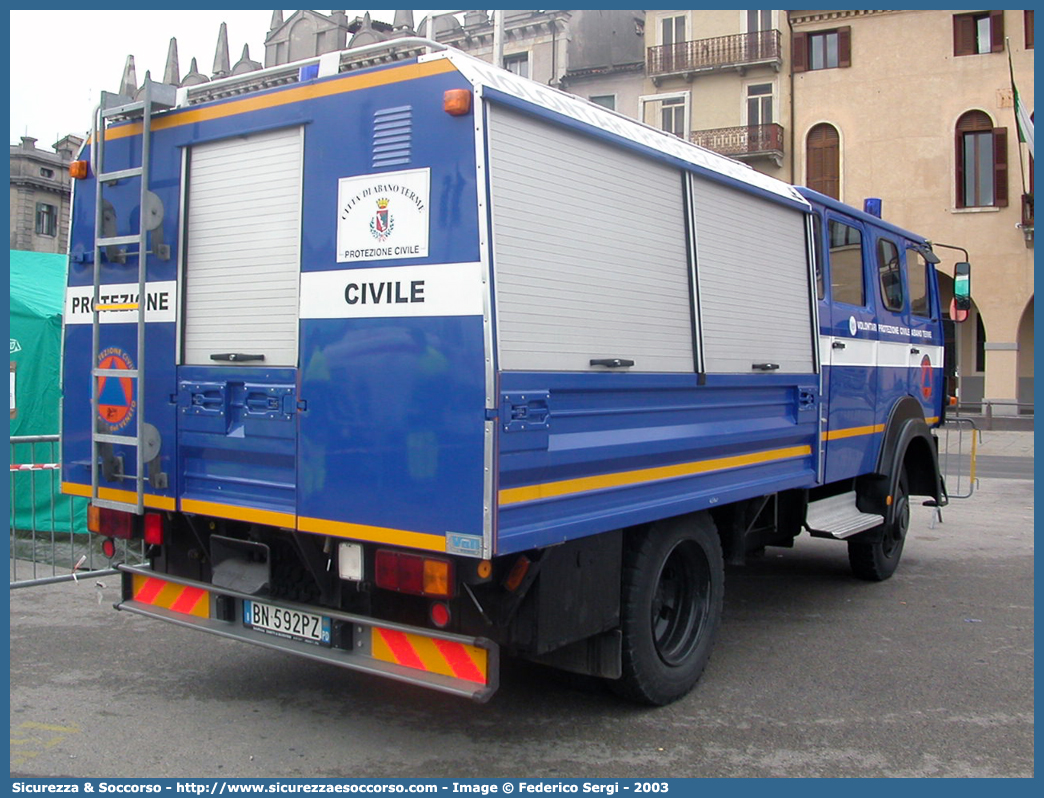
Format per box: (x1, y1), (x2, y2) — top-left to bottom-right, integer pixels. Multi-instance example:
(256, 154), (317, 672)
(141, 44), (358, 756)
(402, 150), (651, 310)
(10, 434), (144, 588)
(938, 417), (981, 500)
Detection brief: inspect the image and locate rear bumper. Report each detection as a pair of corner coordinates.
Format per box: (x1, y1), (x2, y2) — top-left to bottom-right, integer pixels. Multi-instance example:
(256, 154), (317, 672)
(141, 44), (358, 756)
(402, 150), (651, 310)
(115, 564), (498, 702)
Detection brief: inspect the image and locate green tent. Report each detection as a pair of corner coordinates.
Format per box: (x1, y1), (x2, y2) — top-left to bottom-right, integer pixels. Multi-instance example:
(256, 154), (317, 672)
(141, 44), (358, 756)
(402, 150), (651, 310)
(9, 250), (87, 534)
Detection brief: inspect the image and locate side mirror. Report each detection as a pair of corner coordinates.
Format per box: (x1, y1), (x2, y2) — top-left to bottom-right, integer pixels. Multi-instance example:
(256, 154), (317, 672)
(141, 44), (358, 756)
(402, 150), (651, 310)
(953, 262), (971, 310)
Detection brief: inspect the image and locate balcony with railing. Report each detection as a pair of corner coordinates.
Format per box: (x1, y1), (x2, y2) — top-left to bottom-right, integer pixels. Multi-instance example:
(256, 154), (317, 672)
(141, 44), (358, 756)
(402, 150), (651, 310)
(690, 123), (785, 166)
(648, 30), (782, 82)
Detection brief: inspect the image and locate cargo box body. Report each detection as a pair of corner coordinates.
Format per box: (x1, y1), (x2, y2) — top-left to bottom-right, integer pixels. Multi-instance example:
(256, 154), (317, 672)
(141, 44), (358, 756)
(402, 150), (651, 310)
(61, 47), (948, 703)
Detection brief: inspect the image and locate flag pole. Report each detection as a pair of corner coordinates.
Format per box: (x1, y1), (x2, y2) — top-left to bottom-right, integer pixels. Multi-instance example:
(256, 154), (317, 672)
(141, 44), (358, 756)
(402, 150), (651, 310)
(1006, 37), (1029, 197)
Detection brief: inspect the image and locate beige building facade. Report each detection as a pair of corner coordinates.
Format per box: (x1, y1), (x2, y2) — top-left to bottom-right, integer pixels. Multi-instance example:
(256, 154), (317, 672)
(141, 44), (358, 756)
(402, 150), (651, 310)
(790, 9), (1034, 413)
(642, 10), (793, 179)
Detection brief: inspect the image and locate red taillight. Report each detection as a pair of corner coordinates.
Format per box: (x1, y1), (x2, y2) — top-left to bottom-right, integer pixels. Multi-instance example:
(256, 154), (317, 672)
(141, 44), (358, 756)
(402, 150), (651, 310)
(101, 538), (117, 559)
(374, 550), (454, 598)
(144, 512), (164, 545)
(430, 601), (451, 628)
(93, 505), (134, 539)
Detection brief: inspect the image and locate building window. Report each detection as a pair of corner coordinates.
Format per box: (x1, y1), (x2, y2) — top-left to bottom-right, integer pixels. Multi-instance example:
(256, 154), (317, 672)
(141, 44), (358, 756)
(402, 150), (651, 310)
(39, 167), (54, 178)
(792, 27), (851, 72)
(955, 110), (1008, 208)
(35, 202), (57, 237)
(746, 83), (773, 127)
(661, 14), (685, 46)
(953, 11), (1004, 56)
(589, 95), (616, 111)
(661, 97), (687, 137)
(503, 53), (529, 79)
(877, 238), (904, 312)
(806, 123), (840, 199)
(1026, 10), (1034, 48)
(747, 9), (772, 33)
(828, 220), (864, 307)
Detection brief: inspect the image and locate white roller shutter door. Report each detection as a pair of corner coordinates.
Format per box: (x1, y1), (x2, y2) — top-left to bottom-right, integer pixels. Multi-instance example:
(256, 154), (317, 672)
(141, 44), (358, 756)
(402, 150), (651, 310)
(182, 126), (303, 366)
(487, 105), (695, 373)
(690, 175), (814, 374)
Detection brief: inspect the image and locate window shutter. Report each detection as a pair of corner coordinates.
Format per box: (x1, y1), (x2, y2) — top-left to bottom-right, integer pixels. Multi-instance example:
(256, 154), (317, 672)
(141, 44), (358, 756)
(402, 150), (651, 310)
(807, 124), (840, 199)
(993, 126), (1008, 207)
(838, 26), (852, 67)
(990, 10), (1006, 52)
(955, 129), (966, 208)
(792, 32), (808, 72)
(953, 14), (975, 56)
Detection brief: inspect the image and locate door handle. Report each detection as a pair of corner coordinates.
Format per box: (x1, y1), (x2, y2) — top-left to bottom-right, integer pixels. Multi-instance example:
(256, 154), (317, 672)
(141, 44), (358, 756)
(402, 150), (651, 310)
(911, 347), (920, 355)
(832, 341), (846, 350)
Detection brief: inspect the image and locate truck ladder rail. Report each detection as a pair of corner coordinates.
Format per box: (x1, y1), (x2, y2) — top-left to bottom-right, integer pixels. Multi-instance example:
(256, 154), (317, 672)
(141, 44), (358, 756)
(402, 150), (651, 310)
(88, 77), (174, 515)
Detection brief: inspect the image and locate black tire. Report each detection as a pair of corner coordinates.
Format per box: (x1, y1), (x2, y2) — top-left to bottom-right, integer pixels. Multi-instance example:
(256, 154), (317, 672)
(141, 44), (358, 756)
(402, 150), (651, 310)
(848, 469), (910, 581)
(610, 513), (724, 706)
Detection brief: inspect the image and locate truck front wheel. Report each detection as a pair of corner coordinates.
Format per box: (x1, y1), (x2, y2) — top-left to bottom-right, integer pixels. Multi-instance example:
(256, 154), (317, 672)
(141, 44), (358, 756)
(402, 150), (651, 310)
(611, 513), (724, 706)
(848, 468), (910, 581)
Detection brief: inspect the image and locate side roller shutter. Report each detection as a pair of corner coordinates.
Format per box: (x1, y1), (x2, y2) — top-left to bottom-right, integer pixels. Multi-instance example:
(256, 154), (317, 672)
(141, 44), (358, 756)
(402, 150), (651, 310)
(690, 175), (814, 374)
(183, 126), (303, 366)
(487, 105), (695, 373)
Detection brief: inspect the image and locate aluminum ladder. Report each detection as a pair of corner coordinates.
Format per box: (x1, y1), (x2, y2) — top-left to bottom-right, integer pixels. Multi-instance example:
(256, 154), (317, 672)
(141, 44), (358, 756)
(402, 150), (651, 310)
(89, 75), (175, 514)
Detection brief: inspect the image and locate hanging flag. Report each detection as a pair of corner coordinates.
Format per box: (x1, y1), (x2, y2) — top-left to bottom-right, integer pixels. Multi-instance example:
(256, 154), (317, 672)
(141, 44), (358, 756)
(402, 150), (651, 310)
(1013, 82), (1034, 160)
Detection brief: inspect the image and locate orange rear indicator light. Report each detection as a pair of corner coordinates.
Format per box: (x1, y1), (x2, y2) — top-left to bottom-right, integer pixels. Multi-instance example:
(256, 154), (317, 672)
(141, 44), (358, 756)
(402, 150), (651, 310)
(69, 160), (89, 179)
(444, 89), (473, 116)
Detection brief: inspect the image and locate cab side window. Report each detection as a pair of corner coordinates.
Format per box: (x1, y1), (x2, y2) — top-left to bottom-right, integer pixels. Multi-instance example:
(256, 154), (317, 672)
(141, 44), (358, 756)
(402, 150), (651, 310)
(877, 237), (904, 311)
(828, 220), (864, 306)
(907, 251), (931, 318)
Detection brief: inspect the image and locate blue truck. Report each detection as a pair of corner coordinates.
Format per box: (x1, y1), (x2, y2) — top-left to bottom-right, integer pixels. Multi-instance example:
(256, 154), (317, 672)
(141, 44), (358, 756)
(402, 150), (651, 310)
(61, 42), (970, 704)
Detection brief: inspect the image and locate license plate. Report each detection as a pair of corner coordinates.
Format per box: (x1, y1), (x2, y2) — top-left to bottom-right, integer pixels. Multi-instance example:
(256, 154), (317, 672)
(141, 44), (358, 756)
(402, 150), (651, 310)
(243, 600), (331, 646)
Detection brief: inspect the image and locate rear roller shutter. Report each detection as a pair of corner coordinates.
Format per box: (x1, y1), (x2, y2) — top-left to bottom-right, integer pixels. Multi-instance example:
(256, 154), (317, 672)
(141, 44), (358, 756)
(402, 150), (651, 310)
(182, 126), (303, 366)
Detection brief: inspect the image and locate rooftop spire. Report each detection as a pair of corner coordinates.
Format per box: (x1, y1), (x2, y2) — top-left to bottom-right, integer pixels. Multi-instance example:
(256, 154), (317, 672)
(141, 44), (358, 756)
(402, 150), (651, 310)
(181, 56), (209, 86)
(119, 55), (138, 97)
(212, 21), (230, 78)
(163, 37), (180, 86)
(270, 10), (283, 31)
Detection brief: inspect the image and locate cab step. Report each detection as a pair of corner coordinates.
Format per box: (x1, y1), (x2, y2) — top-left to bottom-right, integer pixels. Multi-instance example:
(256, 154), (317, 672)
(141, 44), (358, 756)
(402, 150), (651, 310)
(805, 492), (884, 539)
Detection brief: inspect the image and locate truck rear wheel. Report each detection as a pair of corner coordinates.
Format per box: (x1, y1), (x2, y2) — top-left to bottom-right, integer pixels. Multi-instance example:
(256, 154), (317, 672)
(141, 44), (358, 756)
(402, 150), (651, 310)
(611, 513), (723, 706)
(848, 469), (910, 581)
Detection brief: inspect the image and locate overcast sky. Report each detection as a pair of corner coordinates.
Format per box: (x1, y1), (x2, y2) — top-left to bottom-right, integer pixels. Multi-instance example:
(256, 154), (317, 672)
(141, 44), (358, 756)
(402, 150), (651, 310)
(9, 9), (452, 148)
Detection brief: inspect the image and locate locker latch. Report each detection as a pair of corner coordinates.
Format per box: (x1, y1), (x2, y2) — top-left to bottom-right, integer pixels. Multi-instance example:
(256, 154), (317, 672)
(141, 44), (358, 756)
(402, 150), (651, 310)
(501, 392), (551, 433)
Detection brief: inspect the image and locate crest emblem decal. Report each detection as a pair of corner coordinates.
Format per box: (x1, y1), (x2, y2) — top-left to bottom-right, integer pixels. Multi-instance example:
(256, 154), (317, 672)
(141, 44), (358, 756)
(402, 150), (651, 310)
(370, 198), (394, 241)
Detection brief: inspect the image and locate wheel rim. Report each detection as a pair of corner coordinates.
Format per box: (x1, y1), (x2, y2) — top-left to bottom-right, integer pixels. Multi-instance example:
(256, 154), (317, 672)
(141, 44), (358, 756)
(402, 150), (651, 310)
(650, 540), (711, 667)
(882, 493), (910, 558)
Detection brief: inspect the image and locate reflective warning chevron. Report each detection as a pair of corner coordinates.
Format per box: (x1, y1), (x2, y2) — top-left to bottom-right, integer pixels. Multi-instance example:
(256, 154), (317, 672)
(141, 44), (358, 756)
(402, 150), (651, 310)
(132, 574), (210, 618)
(371, 627), (488, 684)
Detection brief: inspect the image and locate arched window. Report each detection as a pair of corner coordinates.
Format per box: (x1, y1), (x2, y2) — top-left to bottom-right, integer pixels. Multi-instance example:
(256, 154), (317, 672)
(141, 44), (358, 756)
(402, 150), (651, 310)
(806, 123), (840, 199)
(956, 110), (1008, 208)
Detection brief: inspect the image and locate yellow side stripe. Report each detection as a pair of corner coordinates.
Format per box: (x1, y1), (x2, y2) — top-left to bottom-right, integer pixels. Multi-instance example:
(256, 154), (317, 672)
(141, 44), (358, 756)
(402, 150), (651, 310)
(822, 423), (886, 442)
(94, 60), (458, 143)
(61, 482), (176, 511)
(498, 445), (812, 507)
(297, 516), (446, 553)
(179, 498), (295, 529)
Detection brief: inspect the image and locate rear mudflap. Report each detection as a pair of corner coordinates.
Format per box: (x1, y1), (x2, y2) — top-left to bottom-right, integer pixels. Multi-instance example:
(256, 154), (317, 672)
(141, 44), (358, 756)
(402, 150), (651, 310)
(115, 564), (498, 702)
